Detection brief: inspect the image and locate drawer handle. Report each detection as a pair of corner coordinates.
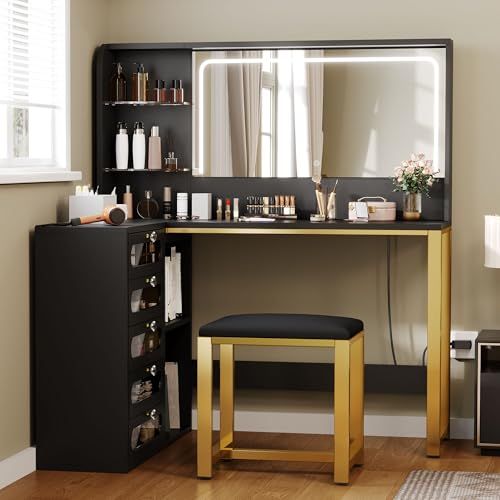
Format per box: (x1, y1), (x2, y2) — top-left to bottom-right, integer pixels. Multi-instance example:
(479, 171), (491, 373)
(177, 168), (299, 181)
(146, 364), (157, 377)
(147, 408), (158, 420)
(149, 231), (158, 243)
(148, 320), (157, 332)
(147, 276), (157, 287)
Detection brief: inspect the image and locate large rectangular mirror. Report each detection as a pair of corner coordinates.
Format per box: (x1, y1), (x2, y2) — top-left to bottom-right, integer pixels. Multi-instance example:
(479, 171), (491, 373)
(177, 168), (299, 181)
(192, 46), (447, 178)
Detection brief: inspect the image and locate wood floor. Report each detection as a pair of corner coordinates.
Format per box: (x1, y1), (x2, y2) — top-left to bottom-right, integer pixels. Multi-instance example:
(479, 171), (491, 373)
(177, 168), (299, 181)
(1, 432), (498, 499)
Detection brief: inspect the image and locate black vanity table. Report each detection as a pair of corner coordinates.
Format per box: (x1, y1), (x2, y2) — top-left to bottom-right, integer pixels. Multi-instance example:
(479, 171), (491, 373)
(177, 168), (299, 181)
(34, 37), (453, 472)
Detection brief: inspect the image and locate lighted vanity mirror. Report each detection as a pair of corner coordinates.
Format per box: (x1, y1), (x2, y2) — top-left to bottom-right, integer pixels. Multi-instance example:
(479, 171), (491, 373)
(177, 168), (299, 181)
(193, 47), (446, 178)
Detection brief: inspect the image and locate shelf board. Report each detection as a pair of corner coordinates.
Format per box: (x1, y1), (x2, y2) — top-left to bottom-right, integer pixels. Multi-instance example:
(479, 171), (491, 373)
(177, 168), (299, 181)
(104, 101), (191, 107)
(104, 168), (191, 173)
(164, 317), (191, 332)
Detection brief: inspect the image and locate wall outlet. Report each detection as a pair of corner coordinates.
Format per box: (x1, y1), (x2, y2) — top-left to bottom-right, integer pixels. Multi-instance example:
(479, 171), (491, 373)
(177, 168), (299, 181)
(450, 330), (479, 360)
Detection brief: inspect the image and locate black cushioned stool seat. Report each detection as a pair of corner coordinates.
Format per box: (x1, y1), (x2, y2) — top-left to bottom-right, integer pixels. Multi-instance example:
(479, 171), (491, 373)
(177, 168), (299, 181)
(199, 313), (364, 340)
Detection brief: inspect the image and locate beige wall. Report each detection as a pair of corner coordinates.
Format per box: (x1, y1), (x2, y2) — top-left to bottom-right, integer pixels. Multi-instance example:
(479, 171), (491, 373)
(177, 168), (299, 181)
(0, 0), (108, 461)
(106, 0), (500, 421)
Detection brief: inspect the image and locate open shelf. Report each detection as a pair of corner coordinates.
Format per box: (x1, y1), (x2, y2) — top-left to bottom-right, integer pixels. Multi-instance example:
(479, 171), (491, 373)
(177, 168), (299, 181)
(164, 317), (191, 332)
(104, 168), (191, 173)
(104, 101), (191, 107)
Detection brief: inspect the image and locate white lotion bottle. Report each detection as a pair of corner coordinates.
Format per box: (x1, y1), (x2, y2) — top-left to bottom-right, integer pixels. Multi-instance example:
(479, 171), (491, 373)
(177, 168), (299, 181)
(132, 121), (146, 170)
(115, 122), (129, 170)
(148, 125), (162, 170)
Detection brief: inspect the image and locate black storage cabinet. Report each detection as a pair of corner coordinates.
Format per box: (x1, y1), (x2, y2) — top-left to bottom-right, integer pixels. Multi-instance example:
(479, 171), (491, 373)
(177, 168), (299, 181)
(35, 220), (192, 472)
(475, 330), (500, 455)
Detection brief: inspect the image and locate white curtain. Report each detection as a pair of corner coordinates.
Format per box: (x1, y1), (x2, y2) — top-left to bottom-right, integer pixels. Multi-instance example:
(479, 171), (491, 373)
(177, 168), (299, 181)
(210, 51), (233, 176)
(276, 50), (324, 178)
(209, 51), (262, 177)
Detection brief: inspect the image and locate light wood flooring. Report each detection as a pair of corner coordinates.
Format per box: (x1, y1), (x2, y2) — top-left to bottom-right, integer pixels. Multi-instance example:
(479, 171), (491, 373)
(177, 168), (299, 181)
(1, 432), (498, 499)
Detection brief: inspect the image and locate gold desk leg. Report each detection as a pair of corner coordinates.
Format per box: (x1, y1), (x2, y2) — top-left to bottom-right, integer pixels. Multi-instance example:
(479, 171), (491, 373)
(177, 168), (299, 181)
(351, 333), (364, 466)
(197, 336), (213, 478)
(427, 230), (450, 457)
(220, 344), (234, 450)
(440, 230), (451, 439)
(334, 340), (351, 484)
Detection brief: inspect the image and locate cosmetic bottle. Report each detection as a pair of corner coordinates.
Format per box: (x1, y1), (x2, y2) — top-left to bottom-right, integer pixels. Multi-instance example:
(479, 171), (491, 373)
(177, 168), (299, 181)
(233, 198), (239, 220)
(110, 62), (126, 101)
(216, 198), (223, 221)
(170, 80), (184, 104)
(132, 122), (146, 170)
(290, 195), (296, 216)
(163, 186), (172, 220)
(164, 152), (178, 172)
(176, 192), (189, 219)
(284, 196), (290, 216)
(149, 79), (164, 102)
(263, 197), (269, 215)
(123, 185), (134, 219)
(225, 199), (231, 222)
(148, 125), (162, 170)
(137, 190), (159, 219)
(132, 63), (148, 101)
(115, 122), (129, 170)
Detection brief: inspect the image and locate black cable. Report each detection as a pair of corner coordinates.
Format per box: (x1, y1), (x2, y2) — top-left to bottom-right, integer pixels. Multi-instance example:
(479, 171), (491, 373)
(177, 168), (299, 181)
(422, 347), (428, 366)
(387, 237), (398, 366)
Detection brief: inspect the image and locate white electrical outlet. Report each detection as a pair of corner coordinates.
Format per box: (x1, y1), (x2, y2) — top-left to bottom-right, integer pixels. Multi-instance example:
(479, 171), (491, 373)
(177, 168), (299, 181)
(450, 330), (479, 360)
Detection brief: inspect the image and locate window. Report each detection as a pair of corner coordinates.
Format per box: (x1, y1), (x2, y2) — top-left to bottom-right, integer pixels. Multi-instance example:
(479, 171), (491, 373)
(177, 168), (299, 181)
(0, 0), (79, 183)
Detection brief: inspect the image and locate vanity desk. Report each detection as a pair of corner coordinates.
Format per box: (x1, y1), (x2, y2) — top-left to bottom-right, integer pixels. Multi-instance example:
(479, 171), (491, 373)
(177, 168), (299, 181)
(166, 219), (451, 457)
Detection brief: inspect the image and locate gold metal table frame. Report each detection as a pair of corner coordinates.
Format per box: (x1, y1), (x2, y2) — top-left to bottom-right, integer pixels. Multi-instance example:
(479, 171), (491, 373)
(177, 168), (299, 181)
(167, 225), (452, 457)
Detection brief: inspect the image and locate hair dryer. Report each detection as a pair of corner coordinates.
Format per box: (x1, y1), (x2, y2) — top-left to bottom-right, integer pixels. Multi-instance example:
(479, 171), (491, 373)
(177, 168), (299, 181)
(70, 205), (126, 226)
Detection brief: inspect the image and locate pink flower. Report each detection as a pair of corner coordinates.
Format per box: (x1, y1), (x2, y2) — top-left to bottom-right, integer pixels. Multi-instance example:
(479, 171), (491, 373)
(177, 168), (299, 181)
(397, 176), (403, 183)
(418, 160), (425, 168)
(401, 161), (409, 168)
(417, 153), (425, 160)
(427, 178), (434, 186)
(423, 166), (432, 175)
(406, 165), (415, 174)
(410, 153), (417, 161)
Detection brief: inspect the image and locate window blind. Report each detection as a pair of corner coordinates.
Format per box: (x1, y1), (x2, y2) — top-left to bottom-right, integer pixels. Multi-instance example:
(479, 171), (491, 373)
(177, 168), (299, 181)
(0, 0), (67, 167)
(0, 0), (65, 107)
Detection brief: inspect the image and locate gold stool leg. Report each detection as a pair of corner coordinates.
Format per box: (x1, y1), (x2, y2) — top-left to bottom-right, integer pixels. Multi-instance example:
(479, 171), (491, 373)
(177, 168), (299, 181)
(350, 333), (364, 466)
(334, 340), (351, 484)
(220, 344), (234, 449)
(197, 336), (213, 478)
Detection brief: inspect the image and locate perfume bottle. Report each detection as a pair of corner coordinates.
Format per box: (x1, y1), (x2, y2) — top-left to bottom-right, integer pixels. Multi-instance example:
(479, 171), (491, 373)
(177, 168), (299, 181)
(137, 190), (160, 219)
(109, 62), (126, 101)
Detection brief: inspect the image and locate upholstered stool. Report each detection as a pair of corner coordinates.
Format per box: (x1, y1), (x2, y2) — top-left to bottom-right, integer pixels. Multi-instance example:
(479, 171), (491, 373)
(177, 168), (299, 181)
(196, 313), (365, 484)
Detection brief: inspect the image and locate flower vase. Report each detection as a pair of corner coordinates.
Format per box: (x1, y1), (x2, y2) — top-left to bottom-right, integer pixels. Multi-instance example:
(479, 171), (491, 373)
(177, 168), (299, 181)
(403, 192), (422, 221)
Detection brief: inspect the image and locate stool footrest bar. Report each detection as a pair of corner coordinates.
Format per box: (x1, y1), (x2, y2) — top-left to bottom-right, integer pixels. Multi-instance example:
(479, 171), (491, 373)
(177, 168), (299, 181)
(218, 447), (334, 463)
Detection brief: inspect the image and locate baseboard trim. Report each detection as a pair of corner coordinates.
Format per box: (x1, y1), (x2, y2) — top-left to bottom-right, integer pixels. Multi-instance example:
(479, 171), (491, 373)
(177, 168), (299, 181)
(192, 409), (473, 440)
(0, 447), (36, 491)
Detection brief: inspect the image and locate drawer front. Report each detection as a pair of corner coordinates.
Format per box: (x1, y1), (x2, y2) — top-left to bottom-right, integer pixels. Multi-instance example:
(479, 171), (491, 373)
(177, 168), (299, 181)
(129, 403), (166, 453)
(128, 229), (164, 279)
(128, 273), (163, 325)
(129, 361), (165, 419)
(129, 319), (164, 371)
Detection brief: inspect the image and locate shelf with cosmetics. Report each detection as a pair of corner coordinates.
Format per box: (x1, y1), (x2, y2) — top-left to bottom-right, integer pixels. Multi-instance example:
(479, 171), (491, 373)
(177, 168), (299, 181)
(104, 101), (191, 107)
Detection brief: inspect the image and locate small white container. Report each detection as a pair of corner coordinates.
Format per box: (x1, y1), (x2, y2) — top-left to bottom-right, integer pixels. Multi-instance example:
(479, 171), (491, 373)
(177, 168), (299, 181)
(132, 121), (146, 170)
(176, 192), (189, 219)
(191, 193), (212, 220)
(69, 194), (117, 223)
(115, 122), (129, 170)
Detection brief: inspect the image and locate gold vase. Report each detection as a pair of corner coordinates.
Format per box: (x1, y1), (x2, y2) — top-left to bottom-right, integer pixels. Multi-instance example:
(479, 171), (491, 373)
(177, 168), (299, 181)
(403, 192), (422, 221)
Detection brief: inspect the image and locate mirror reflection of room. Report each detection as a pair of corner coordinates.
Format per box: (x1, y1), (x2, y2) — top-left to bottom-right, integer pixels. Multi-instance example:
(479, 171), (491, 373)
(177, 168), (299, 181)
(194, 48), (445, 178)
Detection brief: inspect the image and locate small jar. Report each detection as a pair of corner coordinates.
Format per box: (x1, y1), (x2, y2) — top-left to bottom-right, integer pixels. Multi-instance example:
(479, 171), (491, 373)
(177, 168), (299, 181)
(148, 79), (164, 102)
(164, 152), (178, 172)
(169, 80), (184, 104)
(176, 192), (189, 219)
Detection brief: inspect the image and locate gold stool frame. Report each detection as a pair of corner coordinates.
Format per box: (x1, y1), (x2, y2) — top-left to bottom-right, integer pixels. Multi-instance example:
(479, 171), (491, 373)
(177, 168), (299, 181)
(197, 331), (364, 484)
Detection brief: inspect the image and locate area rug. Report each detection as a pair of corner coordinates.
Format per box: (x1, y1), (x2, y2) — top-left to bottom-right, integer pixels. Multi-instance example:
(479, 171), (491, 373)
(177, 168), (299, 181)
(394, 470), (500, 499)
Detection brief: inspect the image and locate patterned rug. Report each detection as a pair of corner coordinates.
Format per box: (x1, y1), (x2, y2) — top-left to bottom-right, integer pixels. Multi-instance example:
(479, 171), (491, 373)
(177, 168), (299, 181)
(394, 470), (500, 499)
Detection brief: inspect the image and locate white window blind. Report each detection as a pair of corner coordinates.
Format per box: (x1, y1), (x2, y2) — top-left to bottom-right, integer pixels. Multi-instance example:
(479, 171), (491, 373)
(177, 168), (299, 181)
(0, 0), (67, 170)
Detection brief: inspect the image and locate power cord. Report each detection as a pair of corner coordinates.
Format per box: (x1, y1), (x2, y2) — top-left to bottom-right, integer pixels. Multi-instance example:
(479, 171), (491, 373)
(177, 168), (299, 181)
(387, 237), (398, 366)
